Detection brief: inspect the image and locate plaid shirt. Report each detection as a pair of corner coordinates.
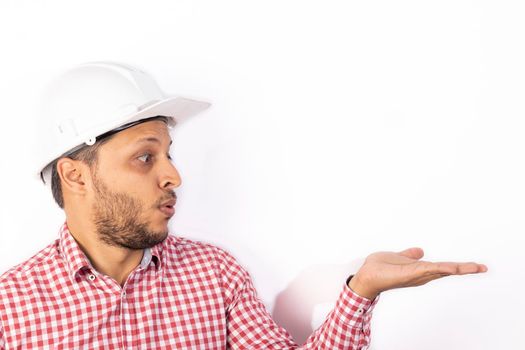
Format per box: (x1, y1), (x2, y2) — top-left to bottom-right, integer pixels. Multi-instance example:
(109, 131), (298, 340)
(0, 223), (379, 349)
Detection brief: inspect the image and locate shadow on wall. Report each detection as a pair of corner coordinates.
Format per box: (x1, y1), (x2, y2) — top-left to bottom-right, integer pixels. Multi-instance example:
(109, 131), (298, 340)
(272, 259), (364, 344)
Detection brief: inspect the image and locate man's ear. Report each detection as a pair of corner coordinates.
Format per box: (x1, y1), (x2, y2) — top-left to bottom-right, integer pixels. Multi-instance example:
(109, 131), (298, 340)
(56, 158), (88, 195)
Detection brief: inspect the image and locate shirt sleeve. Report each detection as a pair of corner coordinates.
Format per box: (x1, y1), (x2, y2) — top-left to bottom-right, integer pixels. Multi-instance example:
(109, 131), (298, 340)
(217, 248), (380, 350)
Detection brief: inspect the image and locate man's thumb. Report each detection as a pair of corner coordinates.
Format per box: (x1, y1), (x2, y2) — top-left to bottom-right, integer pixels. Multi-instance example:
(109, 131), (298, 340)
(398, 247), (424, 260)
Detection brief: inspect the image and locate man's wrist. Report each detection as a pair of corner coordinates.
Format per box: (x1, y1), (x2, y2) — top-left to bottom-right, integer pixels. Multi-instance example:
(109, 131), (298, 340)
(347, 274), (378, 300)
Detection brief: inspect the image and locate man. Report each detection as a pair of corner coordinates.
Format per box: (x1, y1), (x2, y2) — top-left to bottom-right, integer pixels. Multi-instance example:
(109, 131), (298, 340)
(0, 62), (487, 349)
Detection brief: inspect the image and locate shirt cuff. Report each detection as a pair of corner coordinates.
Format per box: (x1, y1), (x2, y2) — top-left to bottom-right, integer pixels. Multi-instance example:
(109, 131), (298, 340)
(332, 275), (380, 330)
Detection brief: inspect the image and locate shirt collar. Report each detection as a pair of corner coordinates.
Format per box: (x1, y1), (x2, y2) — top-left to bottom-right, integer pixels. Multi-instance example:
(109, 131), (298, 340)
(58, 222), (162, 282)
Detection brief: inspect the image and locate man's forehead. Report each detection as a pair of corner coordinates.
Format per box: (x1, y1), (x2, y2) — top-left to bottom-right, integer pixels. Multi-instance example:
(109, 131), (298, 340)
(135, 136), (173, 146)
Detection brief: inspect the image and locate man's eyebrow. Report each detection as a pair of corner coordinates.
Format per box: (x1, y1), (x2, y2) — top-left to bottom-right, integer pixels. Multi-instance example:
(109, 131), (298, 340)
(134, 137), (173, 146)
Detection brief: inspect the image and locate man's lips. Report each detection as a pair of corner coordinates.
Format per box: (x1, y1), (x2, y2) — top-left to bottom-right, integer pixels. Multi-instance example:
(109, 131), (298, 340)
(159, 199), (176, 217)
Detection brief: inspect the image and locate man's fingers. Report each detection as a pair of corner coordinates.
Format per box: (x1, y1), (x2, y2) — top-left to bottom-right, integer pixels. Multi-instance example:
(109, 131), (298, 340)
(405, 268), (478, 288)
(395, 250), (489, 276)
(430, 262), (488, 275)
(414, 264), (487, 286)
(456, 263), (488, 274)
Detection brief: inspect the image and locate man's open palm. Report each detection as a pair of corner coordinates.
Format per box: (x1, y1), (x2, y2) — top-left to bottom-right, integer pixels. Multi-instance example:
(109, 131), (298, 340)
(349, 248), (488, 299)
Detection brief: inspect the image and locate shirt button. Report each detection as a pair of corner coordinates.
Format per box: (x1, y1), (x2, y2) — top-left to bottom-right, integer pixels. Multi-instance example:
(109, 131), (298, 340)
(88, 274), (96, 281)
(122, 291), (127, 297)
(357, 308), (364, 314)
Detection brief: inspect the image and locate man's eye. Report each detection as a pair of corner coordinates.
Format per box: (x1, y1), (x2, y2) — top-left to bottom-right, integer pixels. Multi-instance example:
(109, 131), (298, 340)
(138, 153), (152, 163)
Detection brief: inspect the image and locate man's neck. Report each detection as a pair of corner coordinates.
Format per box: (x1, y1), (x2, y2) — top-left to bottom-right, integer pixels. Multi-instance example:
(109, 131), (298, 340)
(66, 219), (144, 287)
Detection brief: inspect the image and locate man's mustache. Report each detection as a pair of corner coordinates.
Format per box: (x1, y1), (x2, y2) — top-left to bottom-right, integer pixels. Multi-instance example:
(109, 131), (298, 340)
(154, 191), (177, 207)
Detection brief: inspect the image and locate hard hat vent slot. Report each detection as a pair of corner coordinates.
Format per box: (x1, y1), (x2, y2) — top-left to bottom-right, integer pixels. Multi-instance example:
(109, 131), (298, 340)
(57, 119), (78, 136)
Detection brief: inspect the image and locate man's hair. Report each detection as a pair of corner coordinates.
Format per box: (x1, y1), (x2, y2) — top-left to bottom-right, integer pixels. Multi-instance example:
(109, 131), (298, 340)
(48, 116), (169, 209)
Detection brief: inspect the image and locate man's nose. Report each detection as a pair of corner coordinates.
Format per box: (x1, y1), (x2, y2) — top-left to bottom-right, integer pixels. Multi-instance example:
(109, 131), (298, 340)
(160, 158), (182, 191)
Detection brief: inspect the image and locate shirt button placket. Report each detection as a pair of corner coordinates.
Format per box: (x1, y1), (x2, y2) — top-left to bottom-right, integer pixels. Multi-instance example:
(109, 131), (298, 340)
(120, 286), (132, 349)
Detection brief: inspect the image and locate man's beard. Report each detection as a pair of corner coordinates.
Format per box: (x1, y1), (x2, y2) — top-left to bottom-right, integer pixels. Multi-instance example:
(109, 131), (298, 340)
(91, 172), (173, 250)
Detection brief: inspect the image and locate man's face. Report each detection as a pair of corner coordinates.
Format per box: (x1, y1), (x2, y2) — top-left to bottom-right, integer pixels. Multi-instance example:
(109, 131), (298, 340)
(88, 120), (181, 250)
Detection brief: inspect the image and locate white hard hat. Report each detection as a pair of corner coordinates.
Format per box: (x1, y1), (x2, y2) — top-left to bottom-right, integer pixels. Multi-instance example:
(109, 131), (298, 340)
(36, 61), (211, 186)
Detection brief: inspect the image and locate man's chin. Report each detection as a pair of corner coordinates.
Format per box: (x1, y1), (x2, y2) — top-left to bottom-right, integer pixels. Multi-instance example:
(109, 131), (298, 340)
(149, 225), (170, 242)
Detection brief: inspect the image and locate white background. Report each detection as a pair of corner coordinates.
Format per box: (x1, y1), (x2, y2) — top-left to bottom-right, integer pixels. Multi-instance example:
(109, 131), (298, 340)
(0, 1), (522, 349)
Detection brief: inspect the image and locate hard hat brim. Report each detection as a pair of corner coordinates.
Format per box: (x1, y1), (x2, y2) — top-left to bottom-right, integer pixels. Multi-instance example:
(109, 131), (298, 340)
(125, 96), (212, 128)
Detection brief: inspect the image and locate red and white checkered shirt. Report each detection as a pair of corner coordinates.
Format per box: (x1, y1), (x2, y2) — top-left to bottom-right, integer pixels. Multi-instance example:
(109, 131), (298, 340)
(0, 223), (379, 349)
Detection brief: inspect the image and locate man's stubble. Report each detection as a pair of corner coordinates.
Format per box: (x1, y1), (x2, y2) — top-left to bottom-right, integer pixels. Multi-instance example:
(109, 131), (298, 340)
(91, 169), (172, 250)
